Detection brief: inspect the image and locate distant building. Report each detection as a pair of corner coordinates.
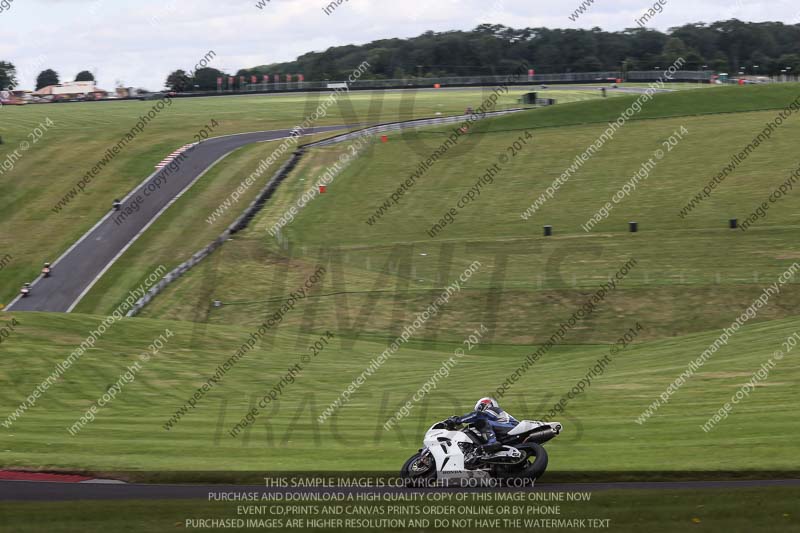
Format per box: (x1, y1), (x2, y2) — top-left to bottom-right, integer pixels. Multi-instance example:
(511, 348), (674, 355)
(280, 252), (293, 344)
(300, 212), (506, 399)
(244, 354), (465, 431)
(116, 87), (134, 98)
(0, 89), (29, 105)
(33, 80), (108, 101)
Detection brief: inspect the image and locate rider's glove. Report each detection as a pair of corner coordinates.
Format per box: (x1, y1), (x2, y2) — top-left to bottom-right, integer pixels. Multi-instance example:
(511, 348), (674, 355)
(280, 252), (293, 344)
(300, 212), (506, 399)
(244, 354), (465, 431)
(445, 416), (460, 427)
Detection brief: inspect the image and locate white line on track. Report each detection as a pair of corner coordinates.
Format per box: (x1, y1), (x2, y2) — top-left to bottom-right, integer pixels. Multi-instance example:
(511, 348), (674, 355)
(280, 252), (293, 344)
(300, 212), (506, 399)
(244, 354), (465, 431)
(65, 133), (317, 312)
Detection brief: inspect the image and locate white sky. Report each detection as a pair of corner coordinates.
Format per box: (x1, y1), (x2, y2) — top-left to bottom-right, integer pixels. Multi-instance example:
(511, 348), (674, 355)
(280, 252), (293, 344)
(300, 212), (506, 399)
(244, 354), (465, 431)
(0, 0), (798, 90)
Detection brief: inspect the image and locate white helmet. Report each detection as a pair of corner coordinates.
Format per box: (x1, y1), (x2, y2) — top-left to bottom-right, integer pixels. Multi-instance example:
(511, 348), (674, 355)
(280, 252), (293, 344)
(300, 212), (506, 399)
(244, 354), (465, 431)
(474, 397), (499, 412)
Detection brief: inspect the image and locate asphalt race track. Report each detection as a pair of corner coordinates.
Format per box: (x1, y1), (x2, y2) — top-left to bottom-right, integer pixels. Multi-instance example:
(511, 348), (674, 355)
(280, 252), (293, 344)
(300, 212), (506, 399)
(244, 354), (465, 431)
(1, 479), (798, 501)
(5, 124), (352, 313)
(5, 84), (674, 315)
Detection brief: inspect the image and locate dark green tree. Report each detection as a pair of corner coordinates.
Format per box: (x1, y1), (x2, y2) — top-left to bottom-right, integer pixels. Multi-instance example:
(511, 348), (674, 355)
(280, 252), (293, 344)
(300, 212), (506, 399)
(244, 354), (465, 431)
(75, 70), (95, 82)
(193, 67), (226, 91)
(36, 69), (60, 90)
(0, 61), (17, 89)
(165, 69), (191, 92)
(776, 54), (800, 74)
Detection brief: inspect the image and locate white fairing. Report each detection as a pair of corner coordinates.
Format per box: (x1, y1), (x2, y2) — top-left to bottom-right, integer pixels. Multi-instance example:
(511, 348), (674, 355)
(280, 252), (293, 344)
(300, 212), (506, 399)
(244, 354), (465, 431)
(423, 427), (474, 473)
(419, 420), (562, 482)
(507, 420), (562, 436)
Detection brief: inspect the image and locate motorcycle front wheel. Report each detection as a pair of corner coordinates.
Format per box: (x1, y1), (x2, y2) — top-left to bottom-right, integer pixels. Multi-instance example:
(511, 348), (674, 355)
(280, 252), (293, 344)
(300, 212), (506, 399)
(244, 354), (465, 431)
(400, 451), (436, 481)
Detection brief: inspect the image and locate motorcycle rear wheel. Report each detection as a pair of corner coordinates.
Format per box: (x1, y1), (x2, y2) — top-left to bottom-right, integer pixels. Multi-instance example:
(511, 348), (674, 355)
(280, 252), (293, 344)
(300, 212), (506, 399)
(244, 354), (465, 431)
(519, 443), (549, 479)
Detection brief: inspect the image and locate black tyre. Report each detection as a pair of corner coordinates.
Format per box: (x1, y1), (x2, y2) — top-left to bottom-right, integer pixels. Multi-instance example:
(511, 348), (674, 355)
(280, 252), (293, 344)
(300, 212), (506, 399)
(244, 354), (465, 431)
(400, 451), (436, 482)
(519, 443), (549, 479)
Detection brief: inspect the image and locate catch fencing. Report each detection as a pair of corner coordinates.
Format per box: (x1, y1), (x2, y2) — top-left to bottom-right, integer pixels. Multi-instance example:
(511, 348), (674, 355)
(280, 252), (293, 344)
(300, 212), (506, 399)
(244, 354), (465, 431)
(230, 71), (714, 94)
(626, 70), (712, 82)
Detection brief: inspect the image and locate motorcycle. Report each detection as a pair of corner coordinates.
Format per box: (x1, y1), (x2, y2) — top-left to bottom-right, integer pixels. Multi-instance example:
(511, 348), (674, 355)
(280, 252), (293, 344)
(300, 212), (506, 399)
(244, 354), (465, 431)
(112, 199), (121, 211)
(401, 418), (562, 484)
(20, 283), (31, 297)
(42, 263), (51, 278)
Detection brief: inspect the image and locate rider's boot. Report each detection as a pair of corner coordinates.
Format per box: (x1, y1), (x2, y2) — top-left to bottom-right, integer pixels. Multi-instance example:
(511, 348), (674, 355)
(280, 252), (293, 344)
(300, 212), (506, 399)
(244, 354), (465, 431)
(478, 435), (502, 455)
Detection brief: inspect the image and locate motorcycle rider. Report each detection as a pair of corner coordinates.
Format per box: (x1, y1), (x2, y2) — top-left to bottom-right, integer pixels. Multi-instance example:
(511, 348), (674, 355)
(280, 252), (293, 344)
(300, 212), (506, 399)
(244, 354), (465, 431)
(446, 398), (519, 454)
(20, 283), (31, 297)
(42, 262), (51, 277)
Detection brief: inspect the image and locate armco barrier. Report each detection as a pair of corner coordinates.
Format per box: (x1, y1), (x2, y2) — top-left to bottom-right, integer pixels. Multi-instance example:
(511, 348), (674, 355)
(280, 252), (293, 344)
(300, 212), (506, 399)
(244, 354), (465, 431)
(125, 108), (530, 316)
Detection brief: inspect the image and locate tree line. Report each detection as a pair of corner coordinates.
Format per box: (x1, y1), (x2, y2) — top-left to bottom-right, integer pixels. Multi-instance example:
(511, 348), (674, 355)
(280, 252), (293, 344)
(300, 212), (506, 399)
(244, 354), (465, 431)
(235, 20), (800, 83)
(3, 19), (799, 92)
(0, 67), (95, 90)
